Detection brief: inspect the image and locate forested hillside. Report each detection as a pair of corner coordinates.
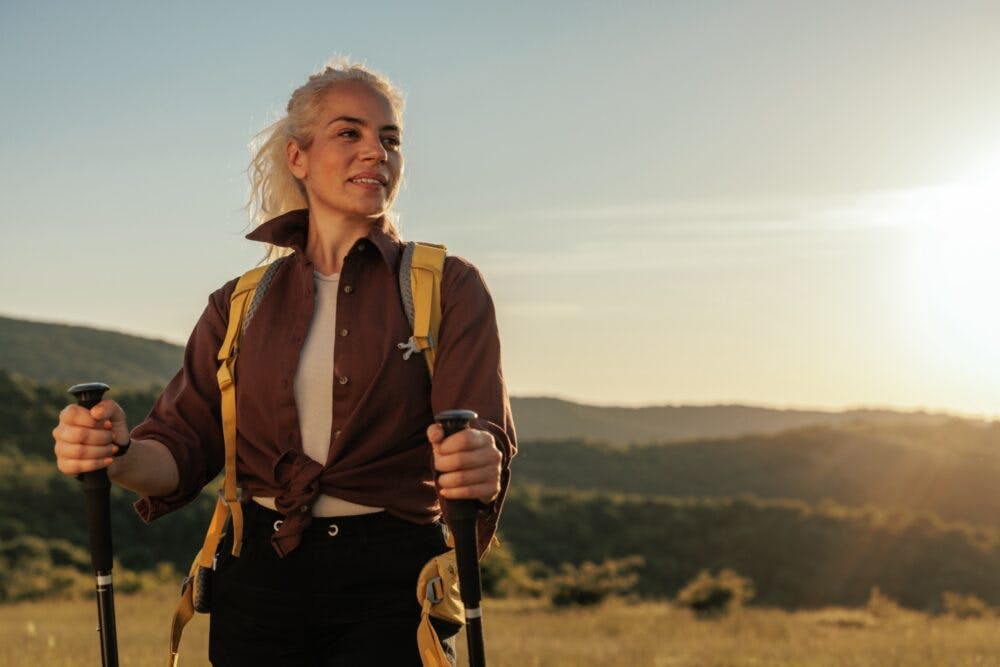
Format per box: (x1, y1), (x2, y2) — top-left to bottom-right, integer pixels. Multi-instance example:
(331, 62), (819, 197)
(503, 486), (1000, 610)
(513, 422), (1000, 527)
(0, 316), (183, 389)
(3, 325), (1000, 611)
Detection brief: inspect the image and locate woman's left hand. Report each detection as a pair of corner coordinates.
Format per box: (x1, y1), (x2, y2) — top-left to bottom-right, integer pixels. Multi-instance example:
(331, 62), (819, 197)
(427, 424), (502, 505)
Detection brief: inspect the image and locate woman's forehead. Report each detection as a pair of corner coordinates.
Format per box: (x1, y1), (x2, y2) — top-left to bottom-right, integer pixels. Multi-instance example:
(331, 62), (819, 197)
(319, 81), (401, 127)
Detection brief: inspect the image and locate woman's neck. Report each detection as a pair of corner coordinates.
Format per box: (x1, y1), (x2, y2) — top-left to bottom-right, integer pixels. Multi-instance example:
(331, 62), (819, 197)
(305, 208), (376, 275)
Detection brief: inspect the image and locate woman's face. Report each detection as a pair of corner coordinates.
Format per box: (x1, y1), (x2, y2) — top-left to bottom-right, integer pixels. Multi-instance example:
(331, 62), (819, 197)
(287, 80), (403, 223)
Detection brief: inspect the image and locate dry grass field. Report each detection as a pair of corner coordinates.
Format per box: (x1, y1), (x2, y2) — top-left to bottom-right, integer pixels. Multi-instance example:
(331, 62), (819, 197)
(3, 588), (1000, 666)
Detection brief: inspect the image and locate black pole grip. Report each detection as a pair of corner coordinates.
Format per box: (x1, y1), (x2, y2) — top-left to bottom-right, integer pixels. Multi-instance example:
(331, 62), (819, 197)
(69, 382), (120, 667)
(435, 409), (483, 519)
(69, 382), (115, 574)
(434, 409), (487, 667)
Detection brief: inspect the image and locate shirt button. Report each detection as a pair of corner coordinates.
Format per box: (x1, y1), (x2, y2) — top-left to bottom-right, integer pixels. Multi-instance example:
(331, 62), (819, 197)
(337, 376), (349, 385)
(343, 285), (353, 294)
(339, 328), (349, 337)
(300, 505), (310, 513)
(334, 430), (341, 438)
(357, 242), (367, 251)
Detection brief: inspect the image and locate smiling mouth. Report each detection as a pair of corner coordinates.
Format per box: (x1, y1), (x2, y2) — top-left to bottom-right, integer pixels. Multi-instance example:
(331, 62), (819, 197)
(348, 172), (388, 189)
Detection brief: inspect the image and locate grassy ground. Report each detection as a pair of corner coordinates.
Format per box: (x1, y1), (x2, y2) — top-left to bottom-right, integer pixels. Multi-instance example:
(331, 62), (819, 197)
(3, 590), (1000, 666)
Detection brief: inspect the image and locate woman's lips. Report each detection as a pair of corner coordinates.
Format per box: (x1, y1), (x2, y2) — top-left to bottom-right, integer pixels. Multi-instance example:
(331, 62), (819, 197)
(348, 177), (385, 191)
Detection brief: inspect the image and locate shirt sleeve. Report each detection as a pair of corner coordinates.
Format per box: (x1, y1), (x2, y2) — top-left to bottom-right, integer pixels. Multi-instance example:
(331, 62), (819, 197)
(132, 279), (237, 522)
(432, 256), (517, 556)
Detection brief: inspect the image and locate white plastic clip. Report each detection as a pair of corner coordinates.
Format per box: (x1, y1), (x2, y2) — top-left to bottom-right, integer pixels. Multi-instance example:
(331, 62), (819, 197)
(397, 336), (423, 360)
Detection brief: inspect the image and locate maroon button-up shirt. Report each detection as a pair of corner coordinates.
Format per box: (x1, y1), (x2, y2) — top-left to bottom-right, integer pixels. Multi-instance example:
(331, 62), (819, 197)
(132, 209), (516, 556)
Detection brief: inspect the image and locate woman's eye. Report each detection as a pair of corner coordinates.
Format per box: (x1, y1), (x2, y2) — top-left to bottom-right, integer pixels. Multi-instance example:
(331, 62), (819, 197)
(382, 136), (401, 149)
(338, 129), (360, 139)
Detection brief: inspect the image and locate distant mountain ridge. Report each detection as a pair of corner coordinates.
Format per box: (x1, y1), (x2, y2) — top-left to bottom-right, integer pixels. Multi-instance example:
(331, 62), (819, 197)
(509, 396), (960, 444)
(0, 315), (183, 389)
(0, 314), (973, 444)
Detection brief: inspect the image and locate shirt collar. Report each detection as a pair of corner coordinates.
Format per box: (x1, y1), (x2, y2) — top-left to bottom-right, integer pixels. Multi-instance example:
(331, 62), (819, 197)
(246, 208), (402, 270)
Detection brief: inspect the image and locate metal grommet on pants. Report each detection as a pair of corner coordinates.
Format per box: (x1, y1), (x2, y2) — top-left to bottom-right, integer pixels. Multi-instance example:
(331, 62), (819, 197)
(327, 523), (339, 537)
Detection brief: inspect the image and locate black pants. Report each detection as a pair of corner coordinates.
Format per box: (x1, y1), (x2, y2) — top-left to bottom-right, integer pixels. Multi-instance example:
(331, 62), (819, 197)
(208, 503), (457, 666)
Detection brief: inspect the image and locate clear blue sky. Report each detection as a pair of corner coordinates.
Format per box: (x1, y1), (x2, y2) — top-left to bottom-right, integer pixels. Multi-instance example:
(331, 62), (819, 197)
(2, 1), (999, 415)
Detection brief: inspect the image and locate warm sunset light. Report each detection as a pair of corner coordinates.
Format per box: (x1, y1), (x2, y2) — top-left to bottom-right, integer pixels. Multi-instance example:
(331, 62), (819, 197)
(6, 5), (1000, 667)
(895, 153), (1000, 374)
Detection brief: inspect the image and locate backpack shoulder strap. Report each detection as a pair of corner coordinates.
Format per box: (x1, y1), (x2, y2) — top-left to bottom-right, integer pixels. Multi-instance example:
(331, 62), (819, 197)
(216, 257), (284, 540)
(168, 257), (284, 665)
(398, 241), (447, 378)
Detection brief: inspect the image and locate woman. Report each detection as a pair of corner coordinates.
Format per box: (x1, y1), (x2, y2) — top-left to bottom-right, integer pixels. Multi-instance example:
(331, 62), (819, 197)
(51, 58), (516, 666)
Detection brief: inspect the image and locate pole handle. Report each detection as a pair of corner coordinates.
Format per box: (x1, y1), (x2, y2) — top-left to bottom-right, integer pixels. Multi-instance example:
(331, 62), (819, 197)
(68, 383), (114, 573)
(434, 409), (482, 521)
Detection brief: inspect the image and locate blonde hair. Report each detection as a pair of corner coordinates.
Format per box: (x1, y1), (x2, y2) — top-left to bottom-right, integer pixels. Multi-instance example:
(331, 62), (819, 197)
(247, 57), (405, 259)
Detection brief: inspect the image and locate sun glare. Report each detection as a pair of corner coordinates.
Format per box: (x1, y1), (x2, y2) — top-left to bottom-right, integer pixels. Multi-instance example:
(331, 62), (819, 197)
(894, 155), (1000, 373)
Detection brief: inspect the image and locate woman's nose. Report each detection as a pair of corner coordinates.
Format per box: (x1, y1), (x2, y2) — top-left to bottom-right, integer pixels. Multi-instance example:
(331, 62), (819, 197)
(361, 137), (388, 162)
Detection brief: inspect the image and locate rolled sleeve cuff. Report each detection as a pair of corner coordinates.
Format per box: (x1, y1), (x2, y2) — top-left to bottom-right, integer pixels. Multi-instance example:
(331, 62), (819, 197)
(130, 426), (207, 523)
(469, 417), (514, 556)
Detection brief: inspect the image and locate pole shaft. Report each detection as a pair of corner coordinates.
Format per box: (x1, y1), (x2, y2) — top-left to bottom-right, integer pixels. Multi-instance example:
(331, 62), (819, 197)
(95, 575), (119, 667)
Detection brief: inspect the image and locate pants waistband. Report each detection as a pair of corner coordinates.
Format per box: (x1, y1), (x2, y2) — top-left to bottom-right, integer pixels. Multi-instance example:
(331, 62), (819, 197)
(241, 501), (433, 541)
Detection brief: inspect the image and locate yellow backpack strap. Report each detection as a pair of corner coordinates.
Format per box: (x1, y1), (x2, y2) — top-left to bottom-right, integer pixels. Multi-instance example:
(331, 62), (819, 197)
(167, 261), (276, 666)
(397, 242), (447, 378)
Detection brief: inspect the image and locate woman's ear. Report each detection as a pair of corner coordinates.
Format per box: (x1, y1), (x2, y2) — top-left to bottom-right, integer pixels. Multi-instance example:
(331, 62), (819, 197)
(286, 139), (308, 180)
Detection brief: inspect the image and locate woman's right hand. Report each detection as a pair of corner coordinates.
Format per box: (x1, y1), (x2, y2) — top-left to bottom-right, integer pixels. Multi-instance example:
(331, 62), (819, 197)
(52, 400), (130, 475)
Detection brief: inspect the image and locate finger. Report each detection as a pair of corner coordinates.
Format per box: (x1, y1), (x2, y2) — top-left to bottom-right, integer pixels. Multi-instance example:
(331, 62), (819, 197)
(60, 404), (101, 429)
(54, 423), (115, 447)
(91, 400), (125, 424)
(437, 466), (495, 490)
(426, 423), (444, 445)
(434, 445), (501, 473)
(435, 429), (494, 455)
(440, 481), (500, 503)
(56, 455), (114, 475)
(55, 440), (117, 461)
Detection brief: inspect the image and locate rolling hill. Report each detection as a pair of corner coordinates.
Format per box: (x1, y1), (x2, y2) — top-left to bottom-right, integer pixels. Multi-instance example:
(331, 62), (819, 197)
(0, 315), (182, 389)
(0, 315), (968, 444)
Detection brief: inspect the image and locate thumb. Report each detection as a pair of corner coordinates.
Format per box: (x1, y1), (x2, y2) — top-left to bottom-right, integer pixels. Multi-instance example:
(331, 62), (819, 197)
(426, 423), (444, 447)
(90, 400), (129, 443)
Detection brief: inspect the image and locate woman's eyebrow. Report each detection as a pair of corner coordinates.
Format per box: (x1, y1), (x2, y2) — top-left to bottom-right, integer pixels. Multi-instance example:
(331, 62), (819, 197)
(327, 115), (401, 133)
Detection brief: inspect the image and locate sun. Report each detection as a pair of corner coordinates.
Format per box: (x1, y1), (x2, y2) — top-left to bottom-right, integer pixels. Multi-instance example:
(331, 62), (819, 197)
(897, 155), (1000, 373)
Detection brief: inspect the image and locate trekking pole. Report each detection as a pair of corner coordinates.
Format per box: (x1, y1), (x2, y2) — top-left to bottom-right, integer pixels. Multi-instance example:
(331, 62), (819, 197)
(434, 409), (487, 667)
(69, 382), (120, 667)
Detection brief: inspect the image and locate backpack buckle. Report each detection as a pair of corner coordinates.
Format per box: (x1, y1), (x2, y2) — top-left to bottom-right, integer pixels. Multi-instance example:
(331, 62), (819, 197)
(425, 576), (444, 605)
(397, 336), (423, 360)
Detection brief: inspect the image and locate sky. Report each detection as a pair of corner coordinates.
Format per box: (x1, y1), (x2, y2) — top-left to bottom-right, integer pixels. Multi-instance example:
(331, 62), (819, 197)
(2, 1), (999, 416)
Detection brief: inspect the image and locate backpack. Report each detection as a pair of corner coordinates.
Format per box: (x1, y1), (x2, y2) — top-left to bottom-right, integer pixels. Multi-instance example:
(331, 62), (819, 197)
(167, 242), (460, 666)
